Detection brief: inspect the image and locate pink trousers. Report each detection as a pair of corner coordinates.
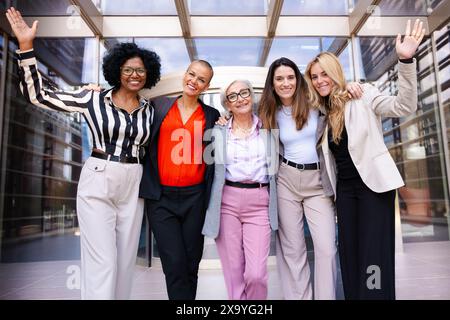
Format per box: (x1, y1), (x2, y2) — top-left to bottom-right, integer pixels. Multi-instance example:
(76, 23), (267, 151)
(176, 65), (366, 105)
(216, 185), (271, 300)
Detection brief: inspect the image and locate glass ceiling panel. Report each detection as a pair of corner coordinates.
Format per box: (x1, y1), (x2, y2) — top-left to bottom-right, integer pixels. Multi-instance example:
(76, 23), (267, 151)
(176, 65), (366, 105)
(321, 37), (349, 53)
(189, 0), (268, 16)
(266, 37), (321, 71)
(378, 0), (444, 16)
(11, 0), (74, 16)
(96, 0), (177, 15)
(134, 38), (191, 75)
(194, 38), (264, 66)
(281, 0), (349, 16)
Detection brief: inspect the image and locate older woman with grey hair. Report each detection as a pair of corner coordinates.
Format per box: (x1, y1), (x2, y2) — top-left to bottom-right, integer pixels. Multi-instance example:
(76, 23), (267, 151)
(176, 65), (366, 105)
(202, 79), (278, 300)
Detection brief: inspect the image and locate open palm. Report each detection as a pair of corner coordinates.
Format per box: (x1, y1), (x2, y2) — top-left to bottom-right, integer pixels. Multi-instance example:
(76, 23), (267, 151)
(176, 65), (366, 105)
(396, 19), (426, 60)
(6, 7), (38, 45)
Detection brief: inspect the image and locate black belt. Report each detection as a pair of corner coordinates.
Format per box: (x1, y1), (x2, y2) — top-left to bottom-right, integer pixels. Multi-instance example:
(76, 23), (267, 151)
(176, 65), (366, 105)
(282, 157), (320, 170)
(225, 180), (269, 189)
(91, 151), (141, 164)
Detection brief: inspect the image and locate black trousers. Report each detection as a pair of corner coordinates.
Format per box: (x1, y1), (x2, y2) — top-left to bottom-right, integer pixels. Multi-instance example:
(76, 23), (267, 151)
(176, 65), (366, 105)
(336, 176), (396, 300)
(146, 184), (206, 300)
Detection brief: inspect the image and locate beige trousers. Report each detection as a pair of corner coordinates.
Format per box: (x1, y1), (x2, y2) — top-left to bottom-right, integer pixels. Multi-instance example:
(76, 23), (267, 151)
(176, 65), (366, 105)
(276, 161), (337, 300)
(76, 156), (144, 300)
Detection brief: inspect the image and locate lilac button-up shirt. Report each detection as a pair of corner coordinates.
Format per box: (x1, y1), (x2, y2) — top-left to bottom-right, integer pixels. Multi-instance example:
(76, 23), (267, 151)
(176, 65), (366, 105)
(225, 114), (269, 183)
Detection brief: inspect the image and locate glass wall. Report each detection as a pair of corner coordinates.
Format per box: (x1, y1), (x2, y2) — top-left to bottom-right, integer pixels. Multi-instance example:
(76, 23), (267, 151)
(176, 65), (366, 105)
(358, 24), (450, 242)
(436, 24), (450, 238)
(0, 33), (4, 261)
(0, 38), (96, 262)
(378, 0), (445, 16)
(0, 1), (448, 265)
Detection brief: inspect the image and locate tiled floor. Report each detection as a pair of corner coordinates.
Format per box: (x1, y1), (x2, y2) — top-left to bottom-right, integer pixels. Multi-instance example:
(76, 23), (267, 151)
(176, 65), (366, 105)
(1, 241), (449, 300)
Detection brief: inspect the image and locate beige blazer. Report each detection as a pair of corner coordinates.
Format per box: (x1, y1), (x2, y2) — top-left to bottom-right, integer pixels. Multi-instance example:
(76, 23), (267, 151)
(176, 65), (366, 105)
(320, 60), (417, 197)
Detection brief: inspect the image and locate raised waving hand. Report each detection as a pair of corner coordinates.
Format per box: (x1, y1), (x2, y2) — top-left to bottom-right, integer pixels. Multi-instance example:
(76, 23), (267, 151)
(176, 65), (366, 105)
(5, 7), (38, 51)
(396, 19), (426, 60)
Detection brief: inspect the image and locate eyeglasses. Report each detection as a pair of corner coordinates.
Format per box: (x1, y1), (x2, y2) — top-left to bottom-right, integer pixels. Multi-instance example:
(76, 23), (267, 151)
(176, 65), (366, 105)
(120, 67), (147, 76)
(226, 88), (251, 102)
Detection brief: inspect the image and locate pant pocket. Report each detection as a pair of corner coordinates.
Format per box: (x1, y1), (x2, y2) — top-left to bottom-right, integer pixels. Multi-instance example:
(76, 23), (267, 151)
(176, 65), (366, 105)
(77, 157), (107, 196)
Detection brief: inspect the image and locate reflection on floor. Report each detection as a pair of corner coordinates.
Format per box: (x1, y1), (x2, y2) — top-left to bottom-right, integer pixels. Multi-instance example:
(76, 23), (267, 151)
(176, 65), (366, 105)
(0, 241), (449, 300)
(1, 234), (81, 263)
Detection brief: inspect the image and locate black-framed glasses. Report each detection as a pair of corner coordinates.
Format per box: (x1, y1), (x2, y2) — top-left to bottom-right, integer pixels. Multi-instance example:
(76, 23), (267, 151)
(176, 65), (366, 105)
(226, 88), (251, 102)
(120, 67), (147, 76)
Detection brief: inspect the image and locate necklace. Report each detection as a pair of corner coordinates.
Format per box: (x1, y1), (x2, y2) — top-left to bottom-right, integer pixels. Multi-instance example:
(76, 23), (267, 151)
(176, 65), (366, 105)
(232, 119), (253, 135)
(281, 105), (292, 116)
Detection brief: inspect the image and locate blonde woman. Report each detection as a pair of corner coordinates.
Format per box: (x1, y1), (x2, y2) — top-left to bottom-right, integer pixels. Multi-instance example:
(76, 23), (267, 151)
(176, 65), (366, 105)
(304, 19), (425, 299)
(215, 60), (361, 300)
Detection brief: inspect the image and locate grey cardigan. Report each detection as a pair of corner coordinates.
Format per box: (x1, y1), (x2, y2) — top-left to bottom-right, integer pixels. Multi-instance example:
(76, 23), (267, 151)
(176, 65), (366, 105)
(202, 121), (279, 239)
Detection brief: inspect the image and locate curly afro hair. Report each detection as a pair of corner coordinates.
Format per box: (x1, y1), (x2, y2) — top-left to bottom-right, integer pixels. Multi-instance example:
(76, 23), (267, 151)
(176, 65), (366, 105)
(102, 42), (161, 89)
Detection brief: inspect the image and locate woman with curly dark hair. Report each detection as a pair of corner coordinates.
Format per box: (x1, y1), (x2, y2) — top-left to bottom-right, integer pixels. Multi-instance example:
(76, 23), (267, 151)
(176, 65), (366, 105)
(6, 7), (161, 299)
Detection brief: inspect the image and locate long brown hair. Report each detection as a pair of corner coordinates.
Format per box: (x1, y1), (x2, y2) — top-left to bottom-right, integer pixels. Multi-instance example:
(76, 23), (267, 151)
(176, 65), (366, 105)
(305, 52), (350, 143)
(259, 57), (310, 130)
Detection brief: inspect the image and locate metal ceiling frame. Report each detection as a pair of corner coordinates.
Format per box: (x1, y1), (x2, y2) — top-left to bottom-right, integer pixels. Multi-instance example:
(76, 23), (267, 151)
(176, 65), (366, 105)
(0, 0), (448, 67)
(175, 0), (197, 61)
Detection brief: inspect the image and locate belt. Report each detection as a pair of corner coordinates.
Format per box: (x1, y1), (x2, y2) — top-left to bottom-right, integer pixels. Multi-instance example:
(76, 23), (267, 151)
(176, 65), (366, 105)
(90, 151), (141, 164)
(225, 180), (269, 189)
(282, 157), (320, 170)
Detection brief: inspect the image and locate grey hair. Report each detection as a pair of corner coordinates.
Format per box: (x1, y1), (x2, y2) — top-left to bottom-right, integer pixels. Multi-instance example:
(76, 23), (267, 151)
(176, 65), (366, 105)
(220, 79), (256, 111)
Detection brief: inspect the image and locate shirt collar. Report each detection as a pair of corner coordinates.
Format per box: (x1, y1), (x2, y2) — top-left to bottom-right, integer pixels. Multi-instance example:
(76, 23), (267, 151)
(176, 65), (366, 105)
(104, 88), (149, 108)
(227, 113), (262, 136)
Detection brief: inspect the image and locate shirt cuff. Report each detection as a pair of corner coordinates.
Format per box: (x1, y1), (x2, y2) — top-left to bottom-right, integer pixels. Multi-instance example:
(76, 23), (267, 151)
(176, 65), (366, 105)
(16, 48), (35, 60)
(399, 57), (413, 64)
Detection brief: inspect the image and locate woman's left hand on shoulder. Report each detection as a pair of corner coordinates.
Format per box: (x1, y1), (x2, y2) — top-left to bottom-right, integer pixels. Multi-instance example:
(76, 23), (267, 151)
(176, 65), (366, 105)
(82, 83), (102, 92)
(215, 115), (230, 126)
(346, 82), (364, 99)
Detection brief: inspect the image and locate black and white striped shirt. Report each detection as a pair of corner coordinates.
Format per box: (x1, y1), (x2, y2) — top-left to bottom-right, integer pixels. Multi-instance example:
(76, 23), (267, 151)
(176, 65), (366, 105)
(17, 49), (153, 159)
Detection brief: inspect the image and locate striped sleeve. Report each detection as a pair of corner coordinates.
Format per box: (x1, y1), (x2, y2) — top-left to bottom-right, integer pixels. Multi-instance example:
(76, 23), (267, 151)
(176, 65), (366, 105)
(17, 49), (92, 113)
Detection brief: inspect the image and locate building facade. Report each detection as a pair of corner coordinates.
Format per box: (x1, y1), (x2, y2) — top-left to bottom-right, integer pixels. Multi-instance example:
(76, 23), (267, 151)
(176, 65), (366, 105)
(0, 0), (449, 264)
